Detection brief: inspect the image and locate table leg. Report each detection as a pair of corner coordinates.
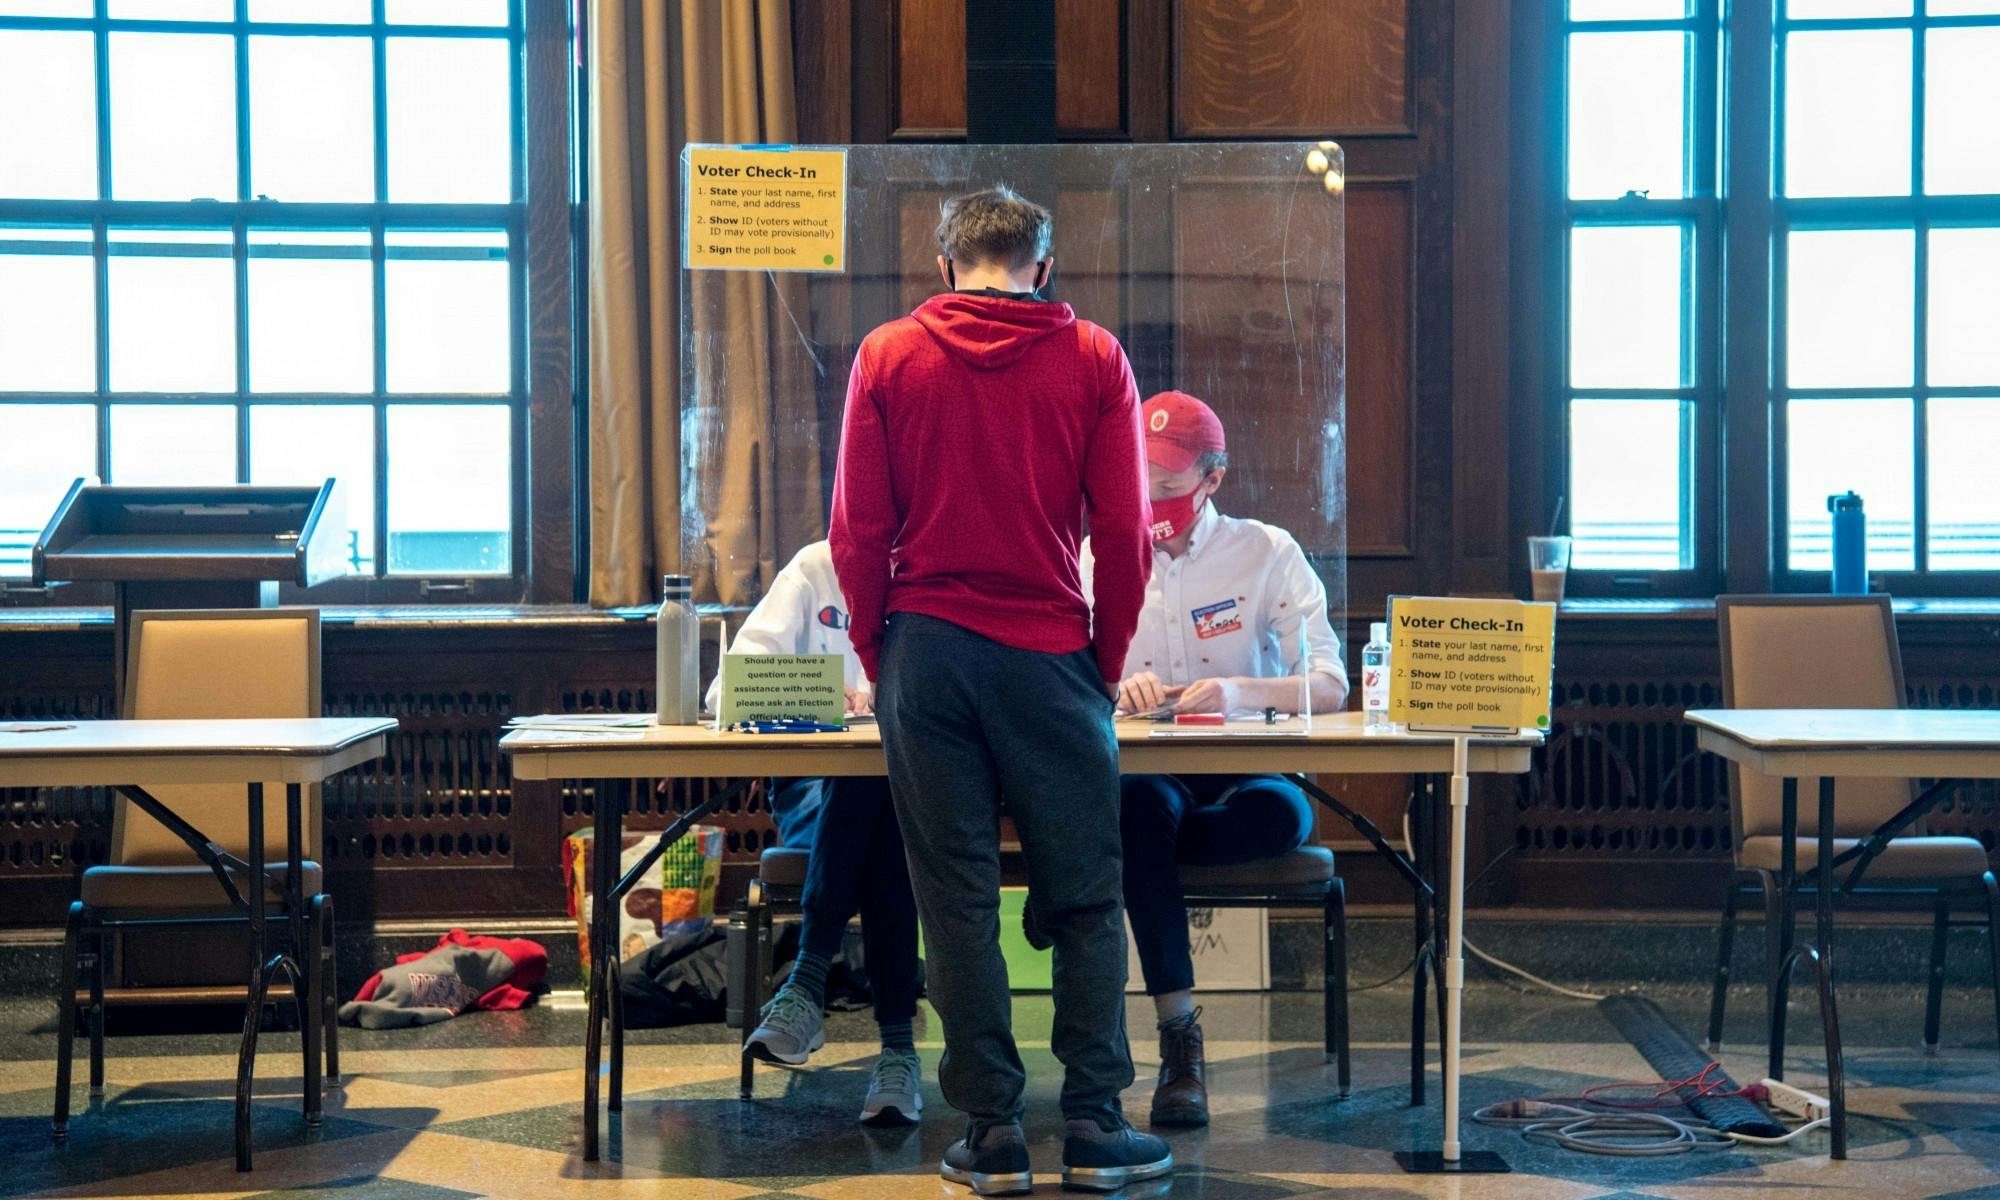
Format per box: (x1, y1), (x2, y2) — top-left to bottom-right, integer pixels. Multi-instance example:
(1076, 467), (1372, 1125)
(1768, 777), (1799, 1082)
(1409, 774), (1433, 1107)
(581, 777), (619, 1162)
(289, 783), (320, 1127)
(1814, 776), (1847, 1160)
(236, 782), (265, 1172)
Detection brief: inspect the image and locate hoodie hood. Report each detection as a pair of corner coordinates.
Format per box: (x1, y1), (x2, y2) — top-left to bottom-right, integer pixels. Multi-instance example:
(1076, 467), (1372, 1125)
(912, 292), (1077, 369)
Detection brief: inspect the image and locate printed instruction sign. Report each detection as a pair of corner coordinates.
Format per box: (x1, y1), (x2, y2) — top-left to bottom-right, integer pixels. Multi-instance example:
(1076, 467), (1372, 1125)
(1387, 596), (1556, 733)
(718, 653), (845, 725)
(685, 146), (846, 271)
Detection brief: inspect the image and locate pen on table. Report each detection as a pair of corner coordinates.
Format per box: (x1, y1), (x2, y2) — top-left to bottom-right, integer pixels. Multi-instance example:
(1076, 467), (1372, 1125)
(728, 720), (847, 734)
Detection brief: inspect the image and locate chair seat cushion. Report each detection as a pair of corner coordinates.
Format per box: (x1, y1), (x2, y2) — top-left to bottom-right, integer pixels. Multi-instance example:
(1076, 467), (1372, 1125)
(82, 861), (323, 911)
(1180, 846), (1336, 897)
(1740, 835), (1989, 881)
(758, 846), (810, 889)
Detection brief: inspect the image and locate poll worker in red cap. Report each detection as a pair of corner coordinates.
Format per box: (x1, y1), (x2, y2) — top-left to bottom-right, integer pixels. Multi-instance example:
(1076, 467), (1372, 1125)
(1078, 389), (1347, 1129)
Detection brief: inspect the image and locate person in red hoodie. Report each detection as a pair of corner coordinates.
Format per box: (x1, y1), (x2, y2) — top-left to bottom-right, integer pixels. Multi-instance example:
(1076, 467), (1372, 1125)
(830, 186), (1167, 1196)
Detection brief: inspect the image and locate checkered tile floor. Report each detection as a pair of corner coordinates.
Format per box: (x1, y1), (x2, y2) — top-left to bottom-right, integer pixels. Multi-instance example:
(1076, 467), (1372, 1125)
(3, 985), (1997, 1199)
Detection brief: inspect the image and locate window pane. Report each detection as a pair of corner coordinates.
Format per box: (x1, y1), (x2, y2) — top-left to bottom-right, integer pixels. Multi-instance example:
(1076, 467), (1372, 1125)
(1787, 0), (1911, 14)
(386, 0), (510, 26)
(0, 2), (92, 14)
(1567, 32), (1686, 201)
(386, 38), (511, 203)
(1570, 0), (1688, 16)
(1787, 228), (1913, 389)
(250, 405), (373, 572)
(387, 404), (510, 574)
(386, 231), (509, 393)
(249, 0), (370, 20)
(110, 404), (235, 485)
(248, 230), (373, 394)
(0, 31), (96, 200)
(108, 229), (236, 393)
(1929, 398), (2000, 570)
(1925, 29), (2000, 197)
(250, 36), (373, 203)
(1784, 31), (1911, 198)
(1786, 398), (1914, 571)
(1929, 228), (2000, 388)
(1569, 399), (1690, 570)
(110, 33), (237, 202)
(1569, 224), (1684, 388)
(0, 229), (94, 392)
(0, 404), (94, 577)
(1928, 0), (2000, 13)
(108, 0), (233, 17)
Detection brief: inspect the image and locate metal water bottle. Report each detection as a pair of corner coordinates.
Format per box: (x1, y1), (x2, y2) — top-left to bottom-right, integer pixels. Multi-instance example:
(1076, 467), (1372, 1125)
(1829, 492), (1866, 595)
(654, 574), (700, 724)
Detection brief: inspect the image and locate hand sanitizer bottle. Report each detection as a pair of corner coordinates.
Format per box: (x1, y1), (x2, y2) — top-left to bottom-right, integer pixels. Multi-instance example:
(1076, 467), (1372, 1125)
(1362, 622), (1392, 730)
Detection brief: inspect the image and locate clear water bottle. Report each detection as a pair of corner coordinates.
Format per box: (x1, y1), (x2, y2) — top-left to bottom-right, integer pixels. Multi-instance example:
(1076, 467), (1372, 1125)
(654, 574), (699, 724)
(1362, 621), (1391, 730)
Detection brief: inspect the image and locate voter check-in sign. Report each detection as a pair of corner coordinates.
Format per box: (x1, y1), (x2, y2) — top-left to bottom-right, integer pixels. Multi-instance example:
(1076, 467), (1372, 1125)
(1387, 597), (1556, 734)
(718, 654), (846, 726)
(685, 146), (846, 272)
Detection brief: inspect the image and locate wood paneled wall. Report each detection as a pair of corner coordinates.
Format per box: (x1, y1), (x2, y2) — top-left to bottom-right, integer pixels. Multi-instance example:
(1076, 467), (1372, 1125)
(801, 0), (1491, 615)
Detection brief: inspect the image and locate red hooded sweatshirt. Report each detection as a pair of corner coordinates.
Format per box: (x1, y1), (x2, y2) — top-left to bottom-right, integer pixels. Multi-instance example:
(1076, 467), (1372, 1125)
(830, 292), (1151, 686)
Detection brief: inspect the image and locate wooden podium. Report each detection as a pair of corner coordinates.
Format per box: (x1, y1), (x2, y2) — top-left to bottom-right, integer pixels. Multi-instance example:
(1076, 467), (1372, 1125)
(32, 478), (350, 702)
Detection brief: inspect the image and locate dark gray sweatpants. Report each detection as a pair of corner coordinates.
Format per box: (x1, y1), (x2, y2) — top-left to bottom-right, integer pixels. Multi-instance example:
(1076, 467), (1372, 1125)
(875, 613), (1134, 1126)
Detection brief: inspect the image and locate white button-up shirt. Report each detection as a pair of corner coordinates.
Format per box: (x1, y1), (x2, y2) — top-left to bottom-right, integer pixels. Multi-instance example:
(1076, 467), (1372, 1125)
(1082, 504), (1343, 687)
(703, 541), (865, 711)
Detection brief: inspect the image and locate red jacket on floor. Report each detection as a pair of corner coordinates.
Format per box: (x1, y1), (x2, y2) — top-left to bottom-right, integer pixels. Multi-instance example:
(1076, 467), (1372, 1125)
(830, 292), (1151, 685)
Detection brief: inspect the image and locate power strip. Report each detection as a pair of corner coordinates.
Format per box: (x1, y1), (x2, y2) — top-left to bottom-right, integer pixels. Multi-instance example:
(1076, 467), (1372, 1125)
(1759, 1078), (1831, 1122)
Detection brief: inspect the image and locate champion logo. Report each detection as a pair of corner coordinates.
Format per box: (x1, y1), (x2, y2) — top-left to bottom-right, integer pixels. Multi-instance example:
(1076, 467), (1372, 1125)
(817, 605), (849, 631)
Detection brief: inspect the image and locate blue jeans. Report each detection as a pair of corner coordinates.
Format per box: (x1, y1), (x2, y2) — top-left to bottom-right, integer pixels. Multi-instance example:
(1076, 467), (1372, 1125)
(1120, 773), (1314, 996)
(771, 774), (919, 1026)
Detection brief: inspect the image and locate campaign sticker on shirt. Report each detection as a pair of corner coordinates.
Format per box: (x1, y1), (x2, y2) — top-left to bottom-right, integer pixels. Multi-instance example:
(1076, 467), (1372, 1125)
(1191, 598), (1243, 640)
(817, 604), (849, 630)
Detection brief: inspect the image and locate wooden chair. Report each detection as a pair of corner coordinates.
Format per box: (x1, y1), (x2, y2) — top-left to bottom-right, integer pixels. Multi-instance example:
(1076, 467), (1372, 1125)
(1706, 594), (2000, 1054)
(54, 608), (339, 1142)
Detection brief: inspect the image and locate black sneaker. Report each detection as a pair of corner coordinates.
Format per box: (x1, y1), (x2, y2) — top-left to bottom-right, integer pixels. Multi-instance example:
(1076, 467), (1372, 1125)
(940, 1120), (1033, 1197)
(1062, 1114), (1174, 1192)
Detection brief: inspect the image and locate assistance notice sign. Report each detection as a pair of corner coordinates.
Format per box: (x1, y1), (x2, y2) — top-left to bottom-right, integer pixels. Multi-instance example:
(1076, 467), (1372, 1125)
(1387, 596), (1556, 733)
(685, 145), (846, 272)
(718, 653), (845, 726)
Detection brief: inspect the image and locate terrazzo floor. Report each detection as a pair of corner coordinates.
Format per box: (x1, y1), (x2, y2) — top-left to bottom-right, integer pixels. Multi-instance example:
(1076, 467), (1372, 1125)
(2, 981), (1998, 1199)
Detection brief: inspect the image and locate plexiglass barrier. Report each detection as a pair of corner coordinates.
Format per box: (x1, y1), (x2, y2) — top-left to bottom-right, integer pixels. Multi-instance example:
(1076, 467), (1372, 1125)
(678, 142), (1346, 661)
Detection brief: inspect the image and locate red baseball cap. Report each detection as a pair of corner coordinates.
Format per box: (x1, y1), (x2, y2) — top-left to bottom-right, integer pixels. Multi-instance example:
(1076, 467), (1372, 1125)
(1141, 391), (1226, 473)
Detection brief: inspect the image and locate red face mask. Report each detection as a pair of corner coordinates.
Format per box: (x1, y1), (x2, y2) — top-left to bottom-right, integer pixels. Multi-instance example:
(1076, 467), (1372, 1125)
(1148, 486), (1207, 542)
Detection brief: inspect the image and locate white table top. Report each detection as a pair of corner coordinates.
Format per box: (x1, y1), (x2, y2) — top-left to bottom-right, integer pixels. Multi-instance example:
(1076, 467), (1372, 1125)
(1687, 708), (2000, 779)
(501, 710), (1540, 780)
(0, 717), (399, 787)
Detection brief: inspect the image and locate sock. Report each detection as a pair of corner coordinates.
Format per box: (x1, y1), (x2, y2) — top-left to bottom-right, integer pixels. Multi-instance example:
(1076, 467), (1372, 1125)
(878, 1020), (915, 1053)
(784, 949), (832, 1009)
(1153, 990), (1196, 1027)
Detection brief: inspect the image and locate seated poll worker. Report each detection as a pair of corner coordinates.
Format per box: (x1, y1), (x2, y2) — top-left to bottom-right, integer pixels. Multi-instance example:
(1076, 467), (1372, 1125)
(1081, 391), (1347, 1128)
(709, 539), (923, 1126)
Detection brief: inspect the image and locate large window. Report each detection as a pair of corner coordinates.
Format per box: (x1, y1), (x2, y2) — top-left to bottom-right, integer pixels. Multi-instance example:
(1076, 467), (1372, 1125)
(0, 0), (525, 583)
(1554, 0), (2000, 594)
(1775, 0), (2000, 583)
(1559, 0), (1717, 589)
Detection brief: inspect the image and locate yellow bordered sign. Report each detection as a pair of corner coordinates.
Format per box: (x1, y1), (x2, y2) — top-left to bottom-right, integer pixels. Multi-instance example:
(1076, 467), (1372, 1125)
(684, 146), (846, 272)
(1387, 596), (1556, 733)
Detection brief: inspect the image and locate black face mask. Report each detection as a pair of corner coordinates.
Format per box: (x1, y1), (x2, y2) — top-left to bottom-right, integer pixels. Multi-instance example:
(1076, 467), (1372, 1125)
(946, 259), (1051, 298)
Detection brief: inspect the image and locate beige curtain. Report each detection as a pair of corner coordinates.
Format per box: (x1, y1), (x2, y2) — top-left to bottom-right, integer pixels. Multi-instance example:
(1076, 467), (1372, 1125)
(587, 0), (819, 607)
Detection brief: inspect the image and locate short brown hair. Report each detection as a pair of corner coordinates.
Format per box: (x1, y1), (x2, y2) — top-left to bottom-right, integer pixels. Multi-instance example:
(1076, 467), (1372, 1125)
(935, 186), (1052, 269)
